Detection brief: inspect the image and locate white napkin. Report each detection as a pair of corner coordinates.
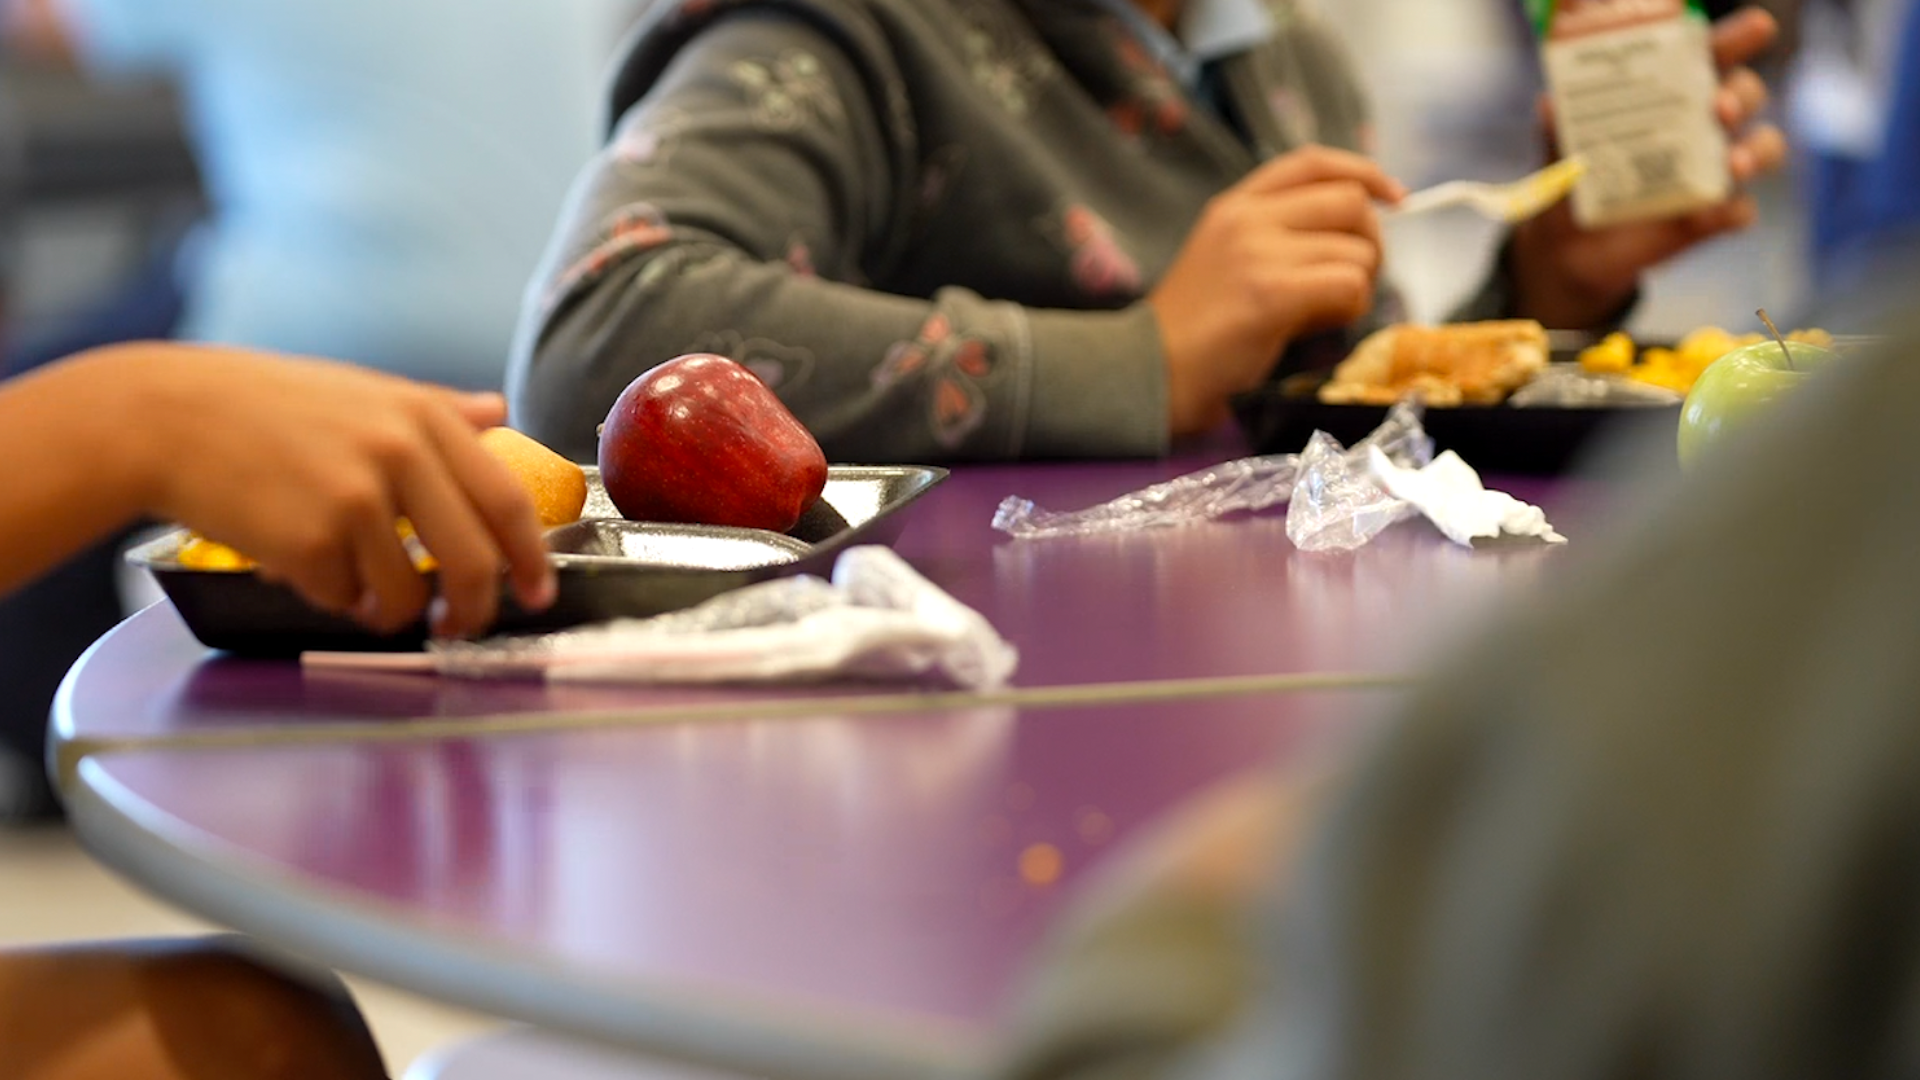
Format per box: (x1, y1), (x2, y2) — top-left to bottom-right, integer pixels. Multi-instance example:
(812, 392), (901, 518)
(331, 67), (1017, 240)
(303, 547), (1020, 690)
(1366, 446), (1567, 547)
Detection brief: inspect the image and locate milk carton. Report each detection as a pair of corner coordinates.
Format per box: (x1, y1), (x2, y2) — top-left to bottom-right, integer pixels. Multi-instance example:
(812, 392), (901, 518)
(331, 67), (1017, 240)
(1531, 0), (1732, 227)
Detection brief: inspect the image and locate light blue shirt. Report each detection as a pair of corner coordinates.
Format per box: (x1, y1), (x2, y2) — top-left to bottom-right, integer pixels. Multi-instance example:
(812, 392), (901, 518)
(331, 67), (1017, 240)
(1090, 0), (1278, 93)
(58, 0), (631, 389)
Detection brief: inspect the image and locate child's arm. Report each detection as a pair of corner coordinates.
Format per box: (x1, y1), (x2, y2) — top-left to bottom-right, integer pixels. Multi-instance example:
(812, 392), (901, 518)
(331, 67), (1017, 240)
(0, 344), (554, 638)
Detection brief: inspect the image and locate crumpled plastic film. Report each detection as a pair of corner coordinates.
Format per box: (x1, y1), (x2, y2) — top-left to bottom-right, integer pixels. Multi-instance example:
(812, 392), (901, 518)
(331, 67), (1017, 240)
(1285, 430), (1419, 552)
(429, 546), (1018, 689)
(992, 401), (1434, 539)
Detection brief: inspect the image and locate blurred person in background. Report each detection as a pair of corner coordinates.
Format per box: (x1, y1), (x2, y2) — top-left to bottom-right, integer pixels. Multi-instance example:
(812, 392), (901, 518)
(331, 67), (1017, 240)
(510, 0), (1789, 466)
(0, 0), (633, 822)
(40, 0), (635, 390)
(1789, 0), (1920, 312)
(0, 8), (199, 381)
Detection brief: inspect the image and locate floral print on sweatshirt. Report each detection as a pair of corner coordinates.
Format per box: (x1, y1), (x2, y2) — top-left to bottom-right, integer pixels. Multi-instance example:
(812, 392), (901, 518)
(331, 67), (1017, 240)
(1106, 26), (1190, 139)
(730, 49), (844, 132)
(874, 312), (997, 448)
(540, 202), (675, 316)
(1042, 203), (1143, 301)
(959, 5), (1057, 116)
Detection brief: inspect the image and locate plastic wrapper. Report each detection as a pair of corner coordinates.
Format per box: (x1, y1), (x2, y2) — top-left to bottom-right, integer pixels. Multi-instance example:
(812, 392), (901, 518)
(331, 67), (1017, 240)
(1507, 364), (1684, 408)
(993, 402), (1433, 539)
(420, 546), (1017, 689)
(1285, 430), (1419, 552)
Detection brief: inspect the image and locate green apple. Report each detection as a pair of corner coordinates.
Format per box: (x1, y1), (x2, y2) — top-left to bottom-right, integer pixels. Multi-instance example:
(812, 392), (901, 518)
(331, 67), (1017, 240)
(1677, 339), (1839, 469)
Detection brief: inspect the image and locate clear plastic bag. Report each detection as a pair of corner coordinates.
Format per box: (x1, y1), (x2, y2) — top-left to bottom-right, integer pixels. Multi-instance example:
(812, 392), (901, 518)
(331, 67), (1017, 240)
(993, 402), (1434, 540)
(426, 546), (1018, 689)
(1285, 430), (1418, 552)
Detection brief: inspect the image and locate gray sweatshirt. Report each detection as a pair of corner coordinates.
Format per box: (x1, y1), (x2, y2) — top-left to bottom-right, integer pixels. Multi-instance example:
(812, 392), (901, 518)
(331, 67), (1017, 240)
(508, 0), (1509, 463)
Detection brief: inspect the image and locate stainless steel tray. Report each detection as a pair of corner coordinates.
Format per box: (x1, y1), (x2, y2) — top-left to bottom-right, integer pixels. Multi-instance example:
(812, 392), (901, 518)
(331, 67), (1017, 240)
(129, 465), (948, 656)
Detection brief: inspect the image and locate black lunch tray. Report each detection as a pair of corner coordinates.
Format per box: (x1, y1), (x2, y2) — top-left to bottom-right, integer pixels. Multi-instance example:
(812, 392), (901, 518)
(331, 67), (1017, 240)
(129, 465), (948, 657)
(1232, 352), (1683, 476)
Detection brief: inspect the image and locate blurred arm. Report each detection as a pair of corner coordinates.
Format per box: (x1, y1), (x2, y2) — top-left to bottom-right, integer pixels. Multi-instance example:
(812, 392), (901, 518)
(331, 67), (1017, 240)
(0, 343), (554, 638)
(0, 346), (159, 598)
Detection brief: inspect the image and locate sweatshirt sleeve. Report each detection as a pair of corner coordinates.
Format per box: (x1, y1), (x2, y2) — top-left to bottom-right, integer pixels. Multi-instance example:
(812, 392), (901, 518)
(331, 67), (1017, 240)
(507, 12), (1170, 464)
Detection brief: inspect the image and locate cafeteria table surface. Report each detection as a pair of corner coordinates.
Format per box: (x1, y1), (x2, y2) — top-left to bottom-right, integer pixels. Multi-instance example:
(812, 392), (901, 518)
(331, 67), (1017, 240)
(51, 452), (1615, 1080)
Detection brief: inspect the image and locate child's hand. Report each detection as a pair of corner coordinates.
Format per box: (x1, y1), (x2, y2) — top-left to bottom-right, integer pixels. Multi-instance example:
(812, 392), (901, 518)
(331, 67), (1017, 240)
(1149, 146), (1405, 437)
(1512, 7), (1789, 329)
(104, 346), (556, 638)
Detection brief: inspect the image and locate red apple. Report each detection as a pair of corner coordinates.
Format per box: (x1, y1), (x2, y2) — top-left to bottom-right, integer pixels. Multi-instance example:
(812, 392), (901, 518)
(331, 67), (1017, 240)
(598, 354), (828, 532)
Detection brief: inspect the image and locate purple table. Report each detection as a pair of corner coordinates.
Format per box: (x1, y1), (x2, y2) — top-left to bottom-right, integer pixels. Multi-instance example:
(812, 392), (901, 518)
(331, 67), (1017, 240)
(56, 458), (1585, 744)
(53, 456), (1603, 1080)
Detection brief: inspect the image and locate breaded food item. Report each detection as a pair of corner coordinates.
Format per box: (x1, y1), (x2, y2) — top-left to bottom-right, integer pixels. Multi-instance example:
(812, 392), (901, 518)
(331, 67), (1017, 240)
(1320, 320), (1551, 407)
(478, 426), (587, 527)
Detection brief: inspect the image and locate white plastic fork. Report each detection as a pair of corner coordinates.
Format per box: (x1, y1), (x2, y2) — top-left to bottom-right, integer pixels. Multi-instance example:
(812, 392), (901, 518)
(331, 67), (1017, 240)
(1389, 157), (1588, 224)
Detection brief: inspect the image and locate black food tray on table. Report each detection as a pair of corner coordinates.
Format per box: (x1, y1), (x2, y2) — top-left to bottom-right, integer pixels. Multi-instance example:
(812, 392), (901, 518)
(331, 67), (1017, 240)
(127, 465), (948, 657)
(1231, 344), (1684, 475)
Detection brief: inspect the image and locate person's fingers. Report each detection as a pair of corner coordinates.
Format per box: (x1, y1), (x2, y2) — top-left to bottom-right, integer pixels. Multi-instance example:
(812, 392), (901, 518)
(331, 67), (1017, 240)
(1730, 122), (1788, 183)
(345, 519), (430, 635)
(1717, 66), (1770, 129)
(273, 520), (370, 620)
(388, 436), (507, 639)
(424, 406), (556, 616)
(267, 462), (404, 618)
(1710, 6), (1778, 70)
(1268, 182), (1385, 250)
(433, 415), (555, 614)
(1243, 145), (1407, 203)
(1274, 263), (1374, 332)
(446, 390), (509, 431)
(1277, 232), (1381, 275)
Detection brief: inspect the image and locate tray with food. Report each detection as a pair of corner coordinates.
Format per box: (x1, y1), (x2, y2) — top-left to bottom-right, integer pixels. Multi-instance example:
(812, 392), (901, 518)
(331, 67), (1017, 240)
(131, 462), (947, 656)
(1231, 320), (1837, 475)
(129, 353), (948, 656)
